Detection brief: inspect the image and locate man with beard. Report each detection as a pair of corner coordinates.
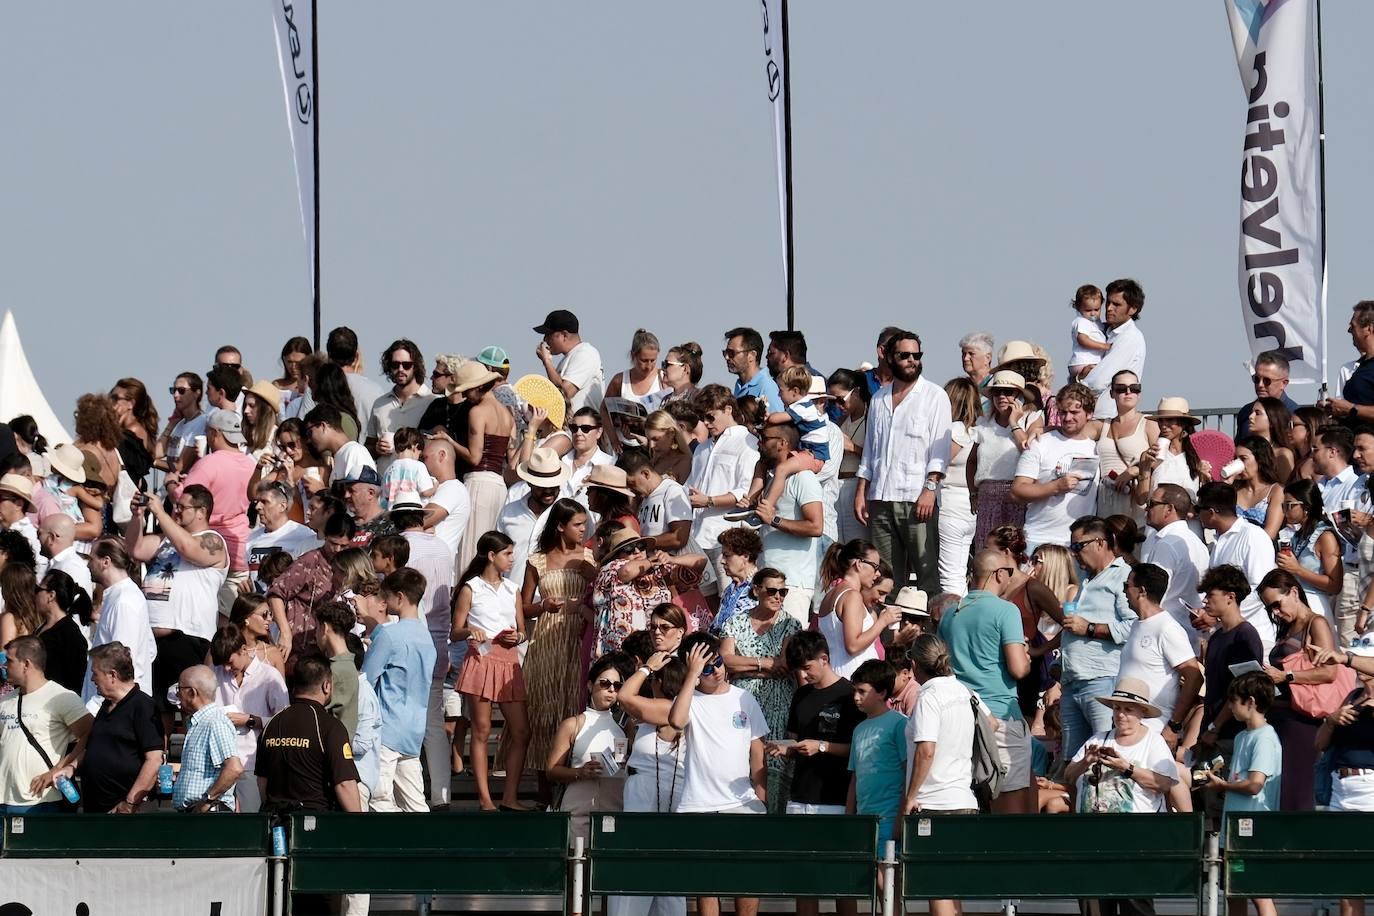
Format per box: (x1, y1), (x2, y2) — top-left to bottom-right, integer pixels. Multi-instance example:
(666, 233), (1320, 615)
(724, 327), (781, 411)
(1011, 382), (1101, 552)
(854, 330), (952, 597)
(366, 339), (435, 477)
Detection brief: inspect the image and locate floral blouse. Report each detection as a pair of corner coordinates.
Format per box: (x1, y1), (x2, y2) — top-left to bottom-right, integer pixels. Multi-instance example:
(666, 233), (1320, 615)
(592, 558), (702, 657)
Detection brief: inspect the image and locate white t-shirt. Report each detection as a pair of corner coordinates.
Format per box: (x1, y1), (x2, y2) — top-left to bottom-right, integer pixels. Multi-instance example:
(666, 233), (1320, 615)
(329, 440), (377, 487)
(1117, 612), (1197, 724)
(425, 479), (470, 558)
(676, 685), (769, 813)
(1069, 315), (1108, 369)
(83, 578), (156, 708)
(1014, 432), (1100, 547)
(637, 477), (693, 552)
(1071, 728), (1177, 814)
(0, 680), (90, 805)
(168, 413), (208, 462)
(245, 520), (320, 585)
(558, 341), (606, 414)
(972, 416), (1022, 484)
(463, 575), (519, 636)
(905, 675), (981, 811)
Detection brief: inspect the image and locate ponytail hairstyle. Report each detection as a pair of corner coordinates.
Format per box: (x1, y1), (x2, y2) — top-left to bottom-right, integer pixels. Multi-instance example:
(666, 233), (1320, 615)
(986, 525), (1029, 567)
(39, 569), (94, 627)
(458, 530), (515, 588)
(9, 415), (47, 455)
(821, 538), (879, 584)
(909, 633), (954, 679)
(669, 342), (704, 384)
(91, 537), (141, 585)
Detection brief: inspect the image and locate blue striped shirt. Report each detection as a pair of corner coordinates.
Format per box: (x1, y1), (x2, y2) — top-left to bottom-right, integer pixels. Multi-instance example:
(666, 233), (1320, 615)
(173, 703), (239, 810)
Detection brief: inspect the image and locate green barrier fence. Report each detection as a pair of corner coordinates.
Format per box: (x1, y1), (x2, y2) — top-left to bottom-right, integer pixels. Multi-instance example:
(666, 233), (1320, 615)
(901, 813), (1205, 901)
(287, 811), (570, 905)
(589, 812), (879, 901)
(2, 812), (272, 858)
(1225, 812), (1374, 899)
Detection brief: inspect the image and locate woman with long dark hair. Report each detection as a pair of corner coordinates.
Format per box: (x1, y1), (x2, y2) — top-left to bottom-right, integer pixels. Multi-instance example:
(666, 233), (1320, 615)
(1247, 396), (1296, 482)
(815, 539), (901, 677)
(1275, 479), (1343, 630)
(1231, 436), (1286, 539)
(108, 378), (157, 483)
(273, 336), (313, 419)
(35, 569), (92, 692)
(309, 362), (361, 442)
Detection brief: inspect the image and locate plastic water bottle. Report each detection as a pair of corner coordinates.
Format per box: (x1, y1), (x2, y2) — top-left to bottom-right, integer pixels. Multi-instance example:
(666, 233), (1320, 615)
(0, 649), (7, 682)
(1062, 599), (1079, 617)
(157, 762), (174, 795)
(271, 825), (287, 858)
(55, 775), (80, 804)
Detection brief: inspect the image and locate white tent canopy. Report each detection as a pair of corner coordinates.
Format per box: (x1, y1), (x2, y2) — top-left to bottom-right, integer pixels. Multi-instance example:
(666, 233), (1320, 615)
(0, 310), (71, 445)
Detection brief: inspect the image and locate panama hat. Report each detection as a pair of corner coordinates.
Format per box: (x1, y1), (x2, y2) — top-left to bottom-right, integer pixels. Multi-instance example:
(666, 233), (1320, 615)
(993, 340), (1046, 372)
(893, 587), (930, 616)
(246, 380), (282, 414)
(1095, 677), (1163, 720)
(47, 442), (87, 484)
(516, 447), (571, 490)
(449, 361), (501, 395)
(0, 474), (35, 513)
(582, 464), (635, 498)
(388, 492), (427, 520)
(513, 374), (566, 431)
(986, 370), (1028, 398)
(1148, 397), (1201, 425)
(600, 525), (656, 558)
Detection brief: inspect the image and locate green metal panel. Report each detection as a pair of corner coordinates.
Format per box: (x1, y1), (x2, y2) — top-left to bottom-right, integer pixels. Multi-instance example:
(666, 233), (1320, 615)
(3, 813), (271, 858)
(901, 813), (1203, 900)
(1225, 812), (1374, 897)
(588, 812), (878, 898)
(288, 812), (569, 898)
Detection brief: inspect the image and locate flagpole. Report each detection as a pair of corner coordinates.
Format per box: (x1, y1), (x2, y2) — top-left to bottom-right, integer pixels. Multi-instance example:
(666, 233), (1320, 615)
(780, 0), (795, 333)
(310, 0), (322, 352)
(1315, 0), (1328, 392)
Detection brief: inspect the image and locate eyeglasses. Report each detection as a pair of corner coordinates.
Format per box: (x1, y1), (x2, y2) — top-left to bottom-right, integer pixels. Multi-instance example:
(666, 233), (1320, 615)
(174, 503), (198, 513)
(1111, 384), (1143, 395)
(594, 678), (623, 691)
(277, 439), (301, 450)
(169, 386), (191, 395)
(761, 586), (790, 597)
(1069, 537), (1104, 553)
(1264, 597), (1286, 612)
(388, 360), (414, 370)
(996, 567), (1015, 577)
(1281, 500), (1304, 510)
(35, 585), (52, 594)
(892, 351), (923, 362)
(109, 393), (132, 403)
(722, 347), (750, 359)
(431, 370), (451, 380)
(216, 363), (241, 371)
(569, 423), (600, 434)
(1031, 556), (1045, 565)
(649, 622), (680, 633)
(856, 557), (880, 572)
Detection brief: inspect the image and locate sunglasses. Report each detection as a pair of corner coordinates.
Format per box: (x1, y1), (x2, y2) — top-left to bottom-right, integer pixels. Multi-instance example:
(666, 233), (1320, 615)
(277, 439), (301, 450)
(1069, 537), (1103, 553)
(1146, 499), (1171, 509)
(1264, 598), (1285, 612)
(760, 586), (790, 597)
(216, 363), (241, 371)
(388, 361), (414, 370)
(649, 622), (680, 633)
(662, 360), (685, 370)
(169, 386), (191, 395)
(594, 678), (623, 691)
(1111, 384), (1143, 395)
(1251, 374), (1285, 386)
(701, 660), (722, 676)
(892, 351), (923, 362)
(569, 423), (600, 434)
(722, 347), (751, 359)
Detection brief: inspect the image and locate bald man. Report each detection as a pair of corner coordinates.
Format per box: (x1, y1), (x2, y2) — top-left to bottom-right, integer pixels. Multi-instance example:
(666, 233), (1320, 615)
(38, 514), (94, 598)
(171, 665), (243, 812)
(936, 549), (1034, 813)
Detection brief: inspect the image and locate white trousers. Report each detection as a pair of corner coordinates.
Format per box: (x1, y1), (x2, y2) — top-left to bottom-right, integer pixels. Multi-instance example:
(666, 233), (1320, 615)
(424, 678), (449, 805)
(370, 745), (427, 813)
(937, 485), (974, 596)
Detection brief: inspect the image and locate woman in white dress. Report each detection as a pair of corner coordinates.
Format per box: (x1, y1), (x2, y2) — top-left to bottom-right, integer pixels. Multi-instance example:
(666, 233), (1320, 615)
(939, 379), (980, 595)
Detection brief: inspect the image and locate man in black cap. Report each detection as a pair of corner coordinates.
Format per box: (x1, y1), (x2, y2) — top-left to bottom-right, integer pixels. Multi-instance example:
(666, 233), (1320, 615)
(533, 308), (604, 413)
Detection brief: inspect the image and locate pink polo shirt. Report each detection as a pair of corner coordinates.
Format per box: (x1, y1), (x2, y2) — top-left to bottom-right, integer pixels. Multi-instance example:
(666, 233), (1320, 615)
(181, 449), (257, 572)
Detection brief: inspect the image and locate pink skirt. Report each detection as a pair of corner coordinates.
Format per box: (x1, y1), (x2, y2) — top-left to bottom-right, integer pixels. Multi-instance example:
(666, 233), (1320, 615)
(456, 642), (527, 703)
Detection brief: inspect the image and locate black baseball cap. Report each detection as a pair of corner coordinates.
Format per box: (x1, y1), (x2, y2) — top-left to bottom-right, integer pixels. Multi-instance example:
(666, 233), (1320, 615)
(533, 309), (579, 335)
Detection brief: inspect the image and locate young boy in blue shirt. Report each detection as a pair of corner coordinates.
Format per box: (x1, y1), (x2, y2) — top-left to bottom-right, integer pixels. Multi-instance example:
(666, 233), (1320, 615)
(1206, 670), (1280, 916)
(847, 659), (909, 849)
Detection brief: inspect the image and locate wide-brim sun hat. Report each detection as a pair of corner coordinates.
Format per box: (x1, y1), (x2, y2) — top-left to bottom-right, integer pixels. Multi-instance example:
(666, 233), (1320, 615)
(0, 473), (35, 513)
(1148, 397), (1201, 425)
(247, 380), (282, 414)
(600, 525), (657, 558)
(513, 374), (567, 430)
(47, 442), (87, 484)
(986, 370), (1028, 398)
(1094, 676), (1163, 720)
(993, 340), (1046, 372)
(516, 446), (572, 490)
(581, 464), (635, 498)
(449, 362), (501, 395)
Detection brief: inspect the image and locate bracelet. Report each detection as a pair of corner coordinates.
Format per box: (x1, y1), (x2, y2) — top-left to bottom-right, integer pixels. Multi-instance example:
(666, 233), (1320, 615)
(637, 666), (652, 678)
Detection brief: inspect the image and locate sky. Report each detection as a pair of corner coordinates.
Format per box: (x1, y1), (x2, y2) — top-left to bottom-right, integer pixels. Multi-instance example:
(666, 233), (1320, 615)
(4, 2), (1373, 432)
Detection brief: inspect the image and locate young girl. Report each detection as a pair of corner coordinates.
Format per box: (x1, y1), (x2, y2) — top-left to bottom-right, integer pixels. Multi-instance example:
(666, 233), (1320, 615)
(452, 530), (531, 811)
(1067, 283), (1110, 380)
(378, 427), (435, 509)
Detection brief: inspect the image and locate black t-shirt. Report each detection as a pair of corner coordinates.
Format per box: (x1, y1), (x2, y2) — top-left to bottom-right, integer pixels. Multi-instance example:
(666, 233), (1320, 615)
(40, 615), (90, 694)
(78, 688), (165, 813)
(256, 698), (360, 812)
(787, 677), (863, 805)
(417, 399), (474, 476)
(1331, 687), (1374, 768)
(1344, 357), (1374, 411)
(1203, 621), (1264, 739)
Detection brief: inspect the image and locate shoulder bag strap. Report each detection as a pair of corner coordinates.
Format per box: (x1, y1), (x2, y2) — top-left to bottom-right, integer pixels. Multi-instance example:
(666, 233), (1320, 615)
(15, 694), (56, 770)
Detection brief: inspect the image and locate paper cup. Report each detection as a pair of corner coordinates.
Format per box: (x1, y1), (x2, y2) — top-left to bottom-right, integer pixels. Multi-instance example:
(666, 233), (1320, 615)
(194, 435), (207, 455)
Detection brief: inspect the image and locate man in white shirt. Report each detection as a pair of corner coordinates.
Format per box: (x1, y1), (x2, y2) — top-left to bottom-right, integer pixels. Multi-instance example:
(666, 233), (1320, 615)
(621, 449), (692, 554)
(1118, 563), (1203, 751)
(327, 326), (383, 443)
(305, 405), (377, 488)
(1198, 481), (1277, 651)
(496, 478), (562, 589)
(854, 330), (952, 596)
(366, 339), (436, 477)
(1314, 423), (1366, 644)
(687, 386), (761, 598)
(1083, 279), (1148, 418)
(211, 626), (289, 812)
(0, 636), (93, 812)
(37, 515), (93, 599)
(421, 434), (470, 562)
(1139, 484), (1210, 642)
(534, 309), (604, 414)
(1011, 382), (1100, 550)
(244, 482), (320, 588)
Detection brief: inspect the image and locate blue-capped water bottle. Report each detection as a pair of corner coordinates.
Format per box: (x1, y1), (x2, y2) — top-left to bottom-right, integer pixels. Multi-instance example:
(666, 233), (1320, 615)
(272, 825), (287, 858)
(0, 648), (8, 682)
(55, 775), (81, 804)
(157, 761), (174, 796)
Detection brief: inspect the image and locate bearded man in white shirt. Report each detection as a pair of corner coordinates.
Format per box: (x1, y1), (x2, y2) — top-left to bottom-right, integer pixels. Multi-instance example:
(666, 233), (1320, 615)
(1083, 278), (1148, 419)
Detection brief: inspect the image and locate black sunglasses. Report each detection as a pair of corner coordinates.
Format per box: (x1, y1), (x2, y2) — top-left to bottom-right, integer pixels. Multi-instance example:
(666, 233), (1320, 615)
(388, 361), (414, 370)
(1069, 537), (1103, 553)
(168, 386), (192, 395)
(569, 423), (600, 434)
(760, 586), (790, 597)
(892, 351), (923, 362)
(1111, 384), (1143, 395)
(594, 678), (622, 691)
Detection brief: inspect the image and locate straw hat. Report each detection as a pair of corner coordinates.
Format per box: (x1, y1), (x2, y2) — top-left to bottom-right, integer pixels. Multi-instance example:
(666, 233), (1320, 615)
(388, 492), (427, 519)
(893, 587), (930, 616)
(986, 370), (1028, 398)
(449, 361), (501, 395)
(513, 374), (567, 431)
(0, 474), (35, 513)
(246, 380), (282, 414)
(600, 525), (656, 558)
(1148, 397), (1201, 425)
(993, 340), (1045, 372)
(516, 447), (571, 490)
(582, 464), (635, 498)
(1094, 677), (1163, 720)
(47, 442), (87, 484)
(80, 449), (109, 491)
(807, 376), (830, 399)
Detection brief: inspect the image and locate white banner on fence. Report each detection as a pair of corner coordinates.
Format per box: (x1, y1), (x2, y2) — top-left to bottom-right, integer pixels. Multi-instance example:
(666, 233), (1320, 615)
(269, 0), (317, 300)
(0, 857), (268, 915)
(760, 0), (790, 288)
(1224, 0), (1324, 384)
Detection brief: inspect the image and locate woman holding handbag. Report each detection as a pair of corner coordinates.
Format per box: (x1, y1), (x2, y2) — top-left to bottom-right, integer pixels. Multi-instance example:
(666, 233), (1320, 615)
(1258, 569), (1344, 810)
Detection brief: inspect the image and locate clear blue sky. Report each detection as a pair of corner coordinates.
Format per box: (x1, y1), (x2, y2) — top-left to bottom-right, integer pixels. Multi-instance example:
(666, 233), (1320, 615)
(3, 2), (1372, 424)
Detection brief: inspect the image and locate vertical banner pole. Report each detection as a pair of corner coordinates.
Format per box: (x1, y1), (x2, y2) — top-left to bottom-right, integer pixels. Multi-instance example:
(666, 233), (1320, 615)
(1315, 0), (1328, 393)
(780, 0), (795, 332)
(761, 0), (794, 332)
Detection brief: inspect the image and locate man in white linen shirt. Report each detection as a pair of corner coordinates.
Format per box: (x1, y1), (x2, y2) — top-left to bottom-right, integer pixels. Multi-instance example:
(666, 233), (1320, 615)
(1314, 423), (1366, 644)
(38, 515), (94, 599)
(686, 385), (760, 600)
(1139, 484), (1210, 644)
(1011, 382), (1100, 551)
(1198, 482), (1277, 651)
(854, 330), (952, 596)
(1083, 278), (1148, 419)
(534, 309), (605, 414)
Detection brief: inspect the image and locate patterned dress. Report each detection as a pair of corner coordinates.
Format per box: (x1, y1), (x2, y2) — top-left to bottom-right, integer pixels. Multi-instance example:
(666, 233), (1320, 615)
(591, 559), (702, 657)
(511, 549), (595, 774)
(721, 610), (801, 772)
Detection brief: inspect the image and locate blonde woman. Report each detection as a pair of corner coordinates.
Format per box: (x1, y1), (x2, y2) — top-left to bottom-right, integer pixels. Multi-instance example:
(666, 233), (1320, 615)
(939, 378), (981, 595)
(1030, 542), (1076, 734)
(642, 410), (693, 483)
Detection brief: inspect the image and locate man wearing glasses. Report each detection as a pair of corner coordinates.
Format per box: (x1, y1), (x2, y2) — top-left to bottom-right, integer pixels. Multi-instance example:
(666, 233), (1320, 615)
(157, 372), (206, 473)
(937, 549), (1033, 812)
(854, 329), (953, 598)
(366, 338), (435, 477)
(1234, 351), (1294, 439)
(723, 326), (781, 410)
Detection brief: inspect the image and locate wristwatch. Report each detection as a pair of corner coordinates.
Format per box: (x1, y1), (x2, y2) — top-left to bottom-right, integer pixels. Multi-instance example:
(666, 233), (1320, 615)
(923, 479), (939, 493)
(1284, 671), (1296, 684)
(769, 516), (781, 529)
(818, 741), (830, 754)
(1166, 719), (1183, 733)
(637, 666), (652, 678)
(1123, 764), (1135, 780)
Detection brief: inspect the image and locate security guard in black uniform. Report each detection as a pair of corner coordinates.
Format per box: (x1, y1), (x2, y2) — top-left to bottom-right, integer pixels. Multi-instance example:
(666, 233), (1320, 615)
(255, 654), (362, 813)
